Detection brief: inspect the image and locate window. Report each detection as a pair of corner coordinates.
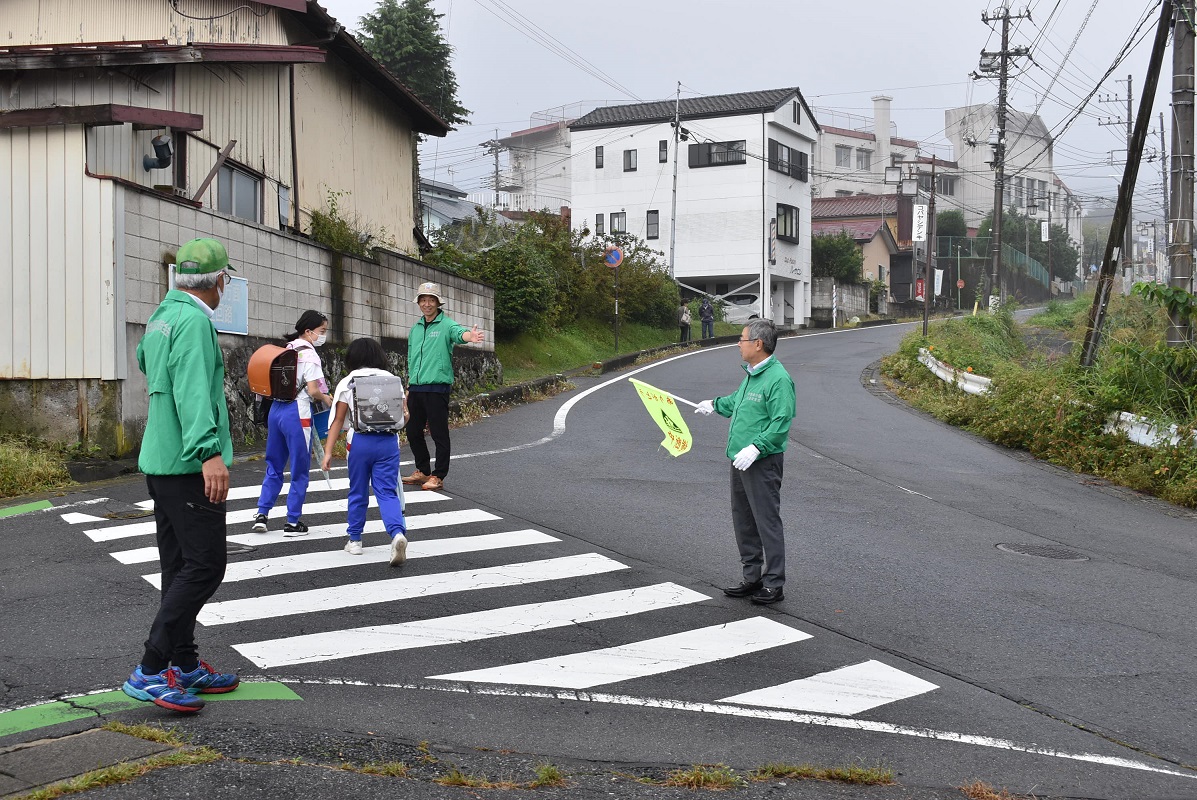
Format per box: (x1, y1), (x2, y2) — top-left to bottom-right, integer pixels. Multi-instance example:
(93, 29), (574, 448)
(938, 175), (957, 196)
(688, 140), (746, 168)
(856, 149), (872, 170)
(792, 100), (801, 125)
(659, 140), (668, 163)
(595, 146), (604, 168)
(776, 203), (799, 243)
(835, 145), (852, 168)
(623, 149), (637, 172)
(878, 265), (885, 282)
(1012, 176), (1024, 208)
(768, 139), (808, 181)
(610, 212), (627, 234)
(217, 162), (261, 223)
(646, 210), (659, 239)
(835, 190), (852, 197)
(595, 213), (604, 235)
(1037, 179), (1047, 198)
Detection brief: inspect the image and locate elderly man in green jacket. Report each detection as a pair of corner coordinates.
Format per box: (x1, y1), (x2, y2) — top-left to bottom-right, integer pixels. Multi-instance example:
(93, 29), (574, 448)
(121, 238), (240, 713)
(402, 281), (484, 492)
(695, 318), (796, 605)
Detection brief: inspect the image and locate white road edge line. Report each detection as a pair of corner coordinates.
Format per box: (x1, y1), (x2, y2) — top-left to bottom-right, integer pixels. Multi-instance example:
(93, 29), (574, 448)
(268, 676), (1197, 780)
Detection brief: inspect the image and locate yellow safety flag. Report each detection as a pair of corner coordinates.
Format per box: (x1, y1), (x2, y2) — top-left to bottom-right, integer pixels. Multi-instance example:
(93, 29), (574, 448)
(628, 378), (692, 457)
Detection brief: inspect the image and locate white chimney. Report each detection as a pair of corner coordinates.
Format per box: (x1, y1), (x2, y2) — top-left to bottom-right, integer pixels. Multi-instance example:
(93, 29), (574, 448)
(873, 95), (893, 174)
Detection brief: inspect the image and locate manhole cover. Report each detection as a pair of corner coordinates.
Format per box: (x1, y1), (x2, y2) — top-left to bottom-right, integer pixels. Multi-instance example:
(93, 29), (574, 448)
(996, 543), (1089, 561)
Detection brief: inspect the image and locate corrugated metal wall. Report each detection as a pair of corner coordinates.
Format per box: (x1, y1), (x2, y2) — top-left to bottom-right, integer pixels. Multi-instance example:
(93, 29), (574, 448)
(293, 60), (416, 253)
(5, 0), (291, 46)
(0, 125), (120, 380)
(177, 63), (291, 225)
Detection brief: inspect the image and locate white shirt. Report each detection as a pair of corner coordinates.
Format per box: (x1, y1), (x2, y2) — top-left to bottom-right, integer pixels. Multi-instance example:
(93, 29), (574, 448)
(331, 367), (404, 444)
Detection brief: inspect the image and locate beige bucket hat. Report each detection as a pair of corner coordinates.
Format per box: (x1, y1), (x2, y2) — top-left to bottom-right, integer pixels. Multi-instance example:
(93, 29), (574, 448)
(414, 281), (445, 306)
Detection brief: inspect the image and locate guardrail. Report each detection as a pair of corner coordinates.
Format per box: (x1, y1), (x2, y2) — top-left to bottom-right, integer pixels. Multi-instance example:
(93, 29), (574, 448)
(917, 348), (1195, 448)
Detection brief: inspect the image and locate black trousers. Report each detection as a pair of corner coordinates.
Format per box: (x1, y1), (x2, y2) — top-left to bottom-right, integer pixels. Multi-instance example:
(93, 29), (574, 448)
(142, 474), (227, 672)
(729, 453), (786, 589)
(406, 390), (452, 479)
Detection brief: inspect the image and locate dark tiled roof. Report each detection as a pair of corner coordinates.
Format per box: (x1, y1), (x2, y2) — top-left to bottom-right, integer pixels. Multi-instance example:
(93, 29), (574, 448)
(811, 194), (897, 218)
(571, 88), (819, 131)
(822, 125), (876, 142)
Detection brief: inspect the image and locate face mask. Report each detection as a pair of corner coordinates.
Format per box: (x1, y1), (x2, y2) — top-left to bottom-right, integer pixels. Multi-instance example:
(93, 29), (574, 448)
(313, 333), (327, 347)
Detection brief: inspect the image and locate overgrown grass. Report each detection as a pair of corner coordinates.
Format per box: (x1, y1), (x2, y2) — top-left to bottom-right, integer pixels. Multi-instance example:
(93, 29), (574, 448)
(749, 761), (894, 785)
(881, 295), (1197, 507)
(958, 781), (1035, 800)
(496, 319), (739, 384)
(433, 766), (520, 789)
(101, 720), (185, 747)
(0, 435), (73, 500)
(358, 761), (409, 777)
(530, 762), (567, 788)
(662, 764), (747, 790)
(13, 748), (221, 800)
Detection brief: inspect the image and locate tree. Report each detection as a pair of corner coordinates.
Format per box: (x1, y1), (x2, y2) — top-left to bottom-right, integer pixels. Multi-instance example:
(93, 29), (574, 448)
(358, 0), (469, 128)
(978, 208), (1079, 282)
(810, 231), (864, 283)
(936, 210), (967, 239)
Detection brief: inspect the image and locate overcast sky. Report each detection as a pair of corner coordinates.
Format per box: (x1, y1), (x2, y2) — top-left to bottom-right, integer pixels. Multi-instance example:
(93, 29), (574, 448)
(318, 0), (1175, 221)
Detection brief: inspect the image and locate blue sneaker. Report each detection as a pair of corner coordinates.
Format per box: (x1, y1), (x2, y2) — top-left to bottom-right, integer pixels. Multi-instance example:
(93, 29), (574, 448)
(122, 666), (205, 713)
(175, 660), (240, 694)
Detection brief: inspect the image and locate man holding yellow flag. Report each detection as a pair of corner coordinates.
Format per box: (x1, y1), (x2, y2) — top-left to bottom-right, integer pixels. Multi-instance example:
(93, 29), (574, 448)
(695, 319), (796, 605)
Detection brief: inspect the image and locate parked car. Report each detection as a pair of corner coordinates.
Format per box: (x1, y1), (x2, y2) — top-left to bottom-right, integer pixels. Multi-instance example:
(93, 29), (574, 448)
(720, 293), (761, 324)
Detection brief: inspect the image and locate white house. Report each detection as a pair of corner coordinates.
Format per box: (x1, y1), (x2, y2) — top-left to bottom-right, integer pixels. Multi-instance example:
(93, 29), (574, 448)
(496, 118), (572, 214)
(569, 88), (819, 326)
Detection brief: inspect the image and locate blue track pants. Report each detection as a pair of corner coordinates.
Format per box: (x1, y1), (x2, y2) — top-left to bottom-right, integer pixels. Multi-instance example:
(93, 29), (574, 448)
(257, 400), (311, 523)
(346, 432), (406, 540)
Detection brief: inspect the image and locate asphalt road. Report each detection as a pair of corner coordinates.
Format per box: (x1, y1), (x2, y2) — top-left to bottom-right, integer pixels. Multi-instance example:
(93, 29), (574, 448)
(2, 320), (1196, 799)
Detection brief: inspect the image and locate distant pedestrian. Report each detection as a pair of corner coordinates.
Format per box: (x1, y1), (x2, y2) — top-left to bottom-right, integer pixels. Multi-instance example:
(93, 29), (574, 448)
(122, 237), (240, 713)
(699, 298), (715, 339)
(694, 319), (796, 605)
(402, 281), (485, 492)
(251, 311), (334, 535)
(322, 338), (409, 564)
(679, 302), (692, 342)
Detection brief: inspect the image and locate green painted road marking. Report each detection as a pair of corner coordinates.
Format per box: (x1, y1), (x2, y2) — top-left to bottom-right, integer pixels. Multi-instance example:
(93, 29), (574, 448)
(0, 500), (52, 518)
(0, 682), (301, 737)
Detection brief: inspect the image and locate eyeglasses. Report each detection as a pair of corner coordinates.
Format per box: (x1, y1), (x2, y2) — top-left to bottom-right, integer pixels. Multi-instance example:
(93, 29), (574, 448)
(738, 337), (760, 343)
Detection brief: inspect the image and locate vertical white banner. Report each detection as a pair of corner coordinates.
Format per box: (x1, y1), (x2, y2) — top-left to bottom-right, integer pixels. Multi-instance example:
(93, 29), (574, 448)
(934, 268), (944, 295)
(913, 205), (928, 242)
(1040, 221), (1050, 242)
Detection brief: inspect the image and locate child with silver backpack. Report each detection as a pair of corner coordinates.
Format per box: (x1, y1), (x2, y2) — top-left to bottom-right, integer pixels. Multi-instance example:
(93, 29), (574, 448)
(321, 338), (409, 564)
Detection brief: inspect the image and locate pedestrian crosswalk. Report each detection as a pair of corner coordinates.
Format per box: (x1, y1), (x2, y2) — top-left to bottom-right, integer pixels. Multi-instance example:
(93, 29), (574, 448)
(68, 470), (940, 719)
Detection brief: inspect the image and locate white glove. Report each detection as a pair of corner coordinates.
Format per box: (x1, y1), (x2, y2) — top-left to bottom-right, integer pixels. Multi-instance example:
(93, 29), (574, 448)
(694, 400), (714, 416)
(732, 444), (760, 471)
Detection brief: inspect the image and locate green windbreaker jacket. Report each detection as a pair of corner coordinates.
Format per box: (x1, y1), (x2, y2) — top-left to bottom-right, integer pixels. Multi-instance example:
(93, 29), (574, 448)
(712, 357), (797, 459)
(136, 290), (233, 475)
(407, 311), (469, 386)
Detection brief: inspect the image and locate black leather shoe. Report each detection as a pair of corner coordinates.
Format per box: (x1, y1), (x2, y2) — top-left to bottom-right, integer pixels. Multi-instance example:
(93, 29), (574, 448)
(723, 580), (763, 598)
(750, 587), (784, 605)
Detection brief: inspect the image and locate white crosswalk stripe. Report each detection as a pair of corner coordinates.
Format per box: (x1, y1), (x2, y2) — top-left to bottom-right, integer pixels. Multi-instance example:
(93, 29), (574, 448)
(720, 660), (939, 715)
(234, 583), (710, 668)
(199, 553), (628, 626)
(142, 530), (559, 587)
(79, 471), (941, 719)
(85, 491), (447, 542)
(429, 617), (811, 689)
(110, 508), (501, 565)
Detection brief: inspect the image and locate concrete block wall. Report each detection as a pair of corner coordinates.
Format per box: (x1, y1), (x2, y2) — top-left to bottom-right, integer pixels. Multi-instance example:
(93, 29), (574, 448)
(119, 185), (498, 452)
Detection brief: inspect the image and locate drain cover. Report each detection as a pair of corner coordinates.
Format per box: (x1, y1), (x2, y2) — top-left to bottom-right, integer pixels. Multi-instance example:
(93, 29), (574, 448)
(996, 543), (1089, 561)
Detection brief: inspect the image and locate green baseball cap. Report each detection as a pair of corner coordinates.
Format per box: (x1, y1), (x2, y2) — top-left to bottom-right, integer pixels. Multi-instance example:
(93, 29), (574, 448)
(175, 237), (235, 274)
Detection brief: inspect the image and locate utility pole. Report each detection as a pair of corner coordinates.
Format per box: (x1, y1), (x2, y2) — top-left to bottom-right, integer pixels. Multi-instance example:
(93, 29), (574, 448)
(479, 130), (503, 210)
(1099, 75), (1136, 290)
(979, 4), (1030, 304)
(1081, 0), (1174, 366)
(1170, 0), (1195, 345)
(668, 82), (682, 282)
(1160, 111), (1170, 248)
(922, 159), (937, 336)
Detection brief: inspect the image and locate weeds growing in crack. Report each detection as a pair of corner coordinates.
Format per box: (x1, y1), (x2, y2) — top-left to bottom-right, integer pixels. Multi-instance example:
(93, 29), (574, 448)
(101, 720), (186, 747)
(959, 781), (1038, 800)
(530, 762), (566, 787)
(663, 764), (746, 790)
(749, 761), (894, 785)
(13, 748), (220, 799)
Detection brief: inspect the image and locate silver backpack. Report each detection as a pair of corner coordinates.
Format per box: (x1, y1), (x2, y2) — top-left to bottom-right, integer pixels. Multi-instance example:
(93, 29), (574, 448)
(350, 375), (406, 433)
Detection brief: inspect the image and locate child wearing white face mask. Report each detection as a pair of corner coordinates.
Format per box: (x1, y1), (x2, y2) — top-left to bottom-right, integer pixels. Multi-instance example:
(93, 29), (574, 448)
(252, 310), (334, 535)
